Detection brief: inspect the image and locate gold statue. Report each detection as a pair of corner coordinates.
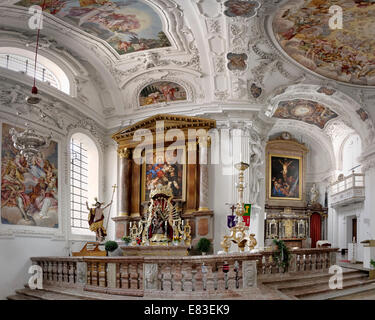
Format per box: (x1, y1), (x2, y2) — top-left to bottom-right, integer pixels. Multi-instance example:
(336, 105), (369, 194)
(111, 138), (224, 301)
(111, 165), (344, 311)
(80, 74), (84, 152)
(86, 197), (112, 242)
(130, 185), (191, 246)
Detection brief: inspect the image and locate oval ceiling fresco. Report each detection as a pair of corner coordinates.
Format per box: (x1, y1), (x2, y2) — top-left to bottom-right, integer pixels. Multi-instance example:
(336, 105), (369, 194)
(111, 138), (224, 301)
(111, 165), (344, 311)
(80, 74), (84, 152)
(273, 99), (338, 129)
(273, 0), (375, 86)
(16, 0), (171, 55)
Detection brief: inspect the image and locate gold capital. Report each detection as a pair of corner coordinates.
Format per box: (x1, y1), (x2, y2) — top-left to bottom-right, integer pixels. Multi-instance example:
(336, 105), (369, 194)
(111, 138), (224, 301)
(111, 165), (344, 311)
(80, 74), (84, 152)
(118, 148), (132, 159)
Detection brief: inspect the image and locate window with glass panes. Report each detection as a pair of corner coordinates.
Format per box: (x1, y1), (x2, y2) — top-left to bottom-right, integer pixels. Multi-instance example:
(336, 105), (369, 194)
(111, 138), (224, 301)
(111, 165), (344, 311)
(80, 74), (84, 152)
(70, 138), (89, 229)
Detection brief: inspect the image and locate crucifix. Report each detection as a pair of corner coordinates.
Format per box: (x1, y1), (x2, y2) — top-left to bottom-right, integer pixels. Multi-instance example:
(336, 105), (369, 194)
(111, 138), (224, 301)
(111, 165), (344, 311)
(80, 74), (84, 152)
(226, 203), (236, 216)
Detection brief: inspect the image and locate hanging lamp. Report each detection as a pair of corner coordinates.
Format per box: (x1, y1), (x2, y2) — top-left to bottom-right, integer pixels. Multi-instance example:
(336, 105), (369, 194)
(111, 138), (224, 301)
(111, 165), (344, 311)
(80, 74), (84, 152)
(26, 0), (46, 105)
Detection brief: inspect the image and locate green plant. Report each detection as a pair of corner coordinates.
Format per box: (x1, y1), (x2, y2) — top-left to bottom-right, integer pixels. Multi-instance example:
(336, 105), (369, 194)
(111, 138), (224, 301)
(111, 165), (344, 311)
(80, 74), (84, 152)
(104, 241), (118, 252)
(371, 259), (375, 269)
(122, 236), (132, 244)
(197, 238), (211, 253)
(273, 239), (291, 271)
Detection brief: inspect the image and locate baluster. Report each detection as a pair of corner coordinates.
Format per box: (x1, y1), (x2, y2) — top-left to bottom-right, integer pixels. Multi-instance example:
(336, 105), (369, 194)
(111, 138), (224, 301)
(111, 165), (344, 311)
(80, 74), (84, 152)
(88, 262), (93, 285)
(172, 263), (183, 292)
(306, 254), (312, 271)
(216, 263), (226, 291)
(53, 261), (58, 283)
(120, 263), (130, 289)
(63, 262), (68, 283)
(115, 263), (120, 288)
(182, 264), (193, 292)
(129, 262), (139, 289)
(43, 261), (48, 282)
(227, 261), (236, 290)
(236, 261), (243, 289)
(206, 263), (215, 291)
(157, 263), (164, 291)
(191, 266), (198, 291)
(137, 263), (143, 290)
(96, 263), (100, 286)
(311, 254), (316, 271)
(324, 252), (329, 269)
(301, 254), (306, 271)
(100, 263), (107, 287)
(164, 264), (173, 291)
(73, 262), (77, 284)
(317, 253), (322, 269)
(194, 264), (204, 292)
(57, 262), (63, 283)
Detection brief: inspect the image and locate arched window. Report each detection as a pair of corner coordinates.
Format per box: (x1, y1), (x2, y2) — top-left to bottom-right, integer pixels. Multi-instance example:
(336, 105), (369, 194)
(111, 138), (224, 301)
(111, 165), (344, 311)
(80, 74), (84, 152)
(70, 133), (99, 235)
(342, 134), (362, 175)
(0, 47), (70, 94)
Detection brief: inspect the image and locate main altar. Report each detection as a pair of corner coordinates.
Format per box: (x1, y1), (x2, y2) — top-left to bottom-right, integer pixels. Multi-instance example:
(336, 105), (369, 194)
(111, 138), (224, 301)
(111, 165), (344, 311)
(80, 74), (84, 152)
(111, 114), (216, 255)
(264, 133), (328, 249)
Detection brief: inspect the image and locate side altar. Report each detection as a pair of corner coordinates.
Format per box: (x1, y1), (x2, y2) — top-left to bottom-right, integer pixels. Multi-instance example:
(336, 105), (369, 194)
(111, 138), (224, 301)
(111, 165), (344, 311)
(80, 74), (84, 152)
(111, 114), (216, 254)
(264, 133), (328, 249)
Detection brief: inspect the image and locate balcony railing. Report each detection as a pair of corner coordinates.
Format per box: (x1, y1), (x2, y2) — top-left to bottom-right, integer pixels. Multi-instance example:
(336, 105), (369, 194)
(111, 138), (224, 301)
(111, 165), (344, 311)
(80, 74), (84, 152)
(330, 173), (365, 207)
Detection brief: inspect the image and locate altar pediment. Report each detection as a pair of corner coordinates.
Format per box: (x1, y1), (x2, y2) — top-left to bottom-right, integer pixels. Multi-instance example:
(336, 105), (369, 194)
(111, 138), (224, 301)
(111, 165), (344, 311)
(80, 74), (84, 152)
(112, 114), (216, 149)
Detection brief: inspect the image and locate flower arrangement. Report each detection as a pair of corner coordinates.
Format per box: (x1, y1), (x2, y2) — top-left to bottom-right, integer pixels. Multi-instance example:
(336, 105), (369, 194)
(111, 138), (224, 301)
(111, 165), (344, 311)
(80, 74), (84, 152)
(371, 259), (375, 269)
(273, 239), (291, 272)
(121, 236), (132, 245)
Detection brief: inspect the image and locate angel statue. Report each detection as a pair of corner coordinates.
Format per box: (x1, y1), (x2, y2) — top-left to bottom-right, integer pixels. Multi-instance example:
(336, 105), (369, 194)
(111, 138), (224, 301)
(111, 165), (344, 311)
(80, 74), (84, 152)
(86, 197), (113, 242)
(310, 183), (319, 204)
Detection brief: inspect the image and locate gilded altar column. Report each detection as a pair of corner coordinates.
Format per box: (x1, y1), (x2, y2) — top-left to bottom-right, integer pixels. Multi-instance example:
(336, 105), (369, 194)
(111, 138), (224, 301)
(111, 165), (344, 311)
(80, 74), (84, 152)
(198, 136), (210, 211)
(118, 148), (132, 216)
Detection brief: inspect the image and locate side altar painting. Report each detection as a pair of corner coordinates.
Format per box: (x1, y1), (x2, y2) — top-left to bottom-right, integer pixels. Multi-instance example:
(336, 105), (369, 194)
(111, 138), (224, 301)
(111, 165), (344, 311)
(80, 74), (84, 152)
(1, 123), (58, 227)
(142, 147), (186, 202)
(269, 154), (301, 200)
(15, 0), (171, 55)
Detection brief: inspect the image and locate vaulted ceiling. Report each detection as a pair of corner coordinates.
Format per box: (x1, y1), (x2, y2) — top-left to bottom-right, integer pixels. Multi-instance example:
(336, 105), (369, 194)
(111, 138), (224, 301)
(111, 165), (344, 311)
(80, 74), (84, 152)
(0, 0), (374, 151)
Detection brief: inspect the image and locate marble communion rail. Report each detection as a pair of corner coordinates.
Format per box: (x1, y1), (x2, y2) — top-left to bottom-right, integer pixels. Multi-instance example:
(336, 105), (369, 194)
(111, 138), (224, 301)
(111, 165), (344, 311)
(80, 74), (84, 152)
(31, 248), (338, 297)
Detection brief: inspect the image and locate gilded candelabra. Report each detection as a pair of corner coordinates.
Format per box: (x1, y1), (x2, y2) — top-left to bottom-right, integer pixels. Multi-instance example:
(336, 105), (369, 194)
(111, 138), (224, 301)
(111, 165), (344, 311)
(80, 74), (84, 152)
(221, 162), (257, 253)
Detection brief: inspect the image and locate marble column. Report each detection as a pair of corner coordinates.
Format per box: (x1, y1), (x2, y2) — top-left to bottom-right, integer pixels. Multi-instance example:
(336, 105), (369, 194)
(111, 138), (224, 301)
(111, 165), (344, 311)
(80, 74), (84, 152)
(198, 137), (210, 211)
(118, 148), (132, 216)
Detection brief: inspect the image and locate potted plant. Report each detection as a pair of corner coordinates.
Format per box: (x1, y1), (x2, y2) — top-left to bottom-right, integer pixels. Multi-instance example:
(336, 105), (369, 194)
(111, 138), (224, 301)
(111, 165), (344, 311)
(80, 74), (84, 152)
(273, 239), (291, 272)
(197, 238), (211, 255)
(104, 240), (122, 256)
(122, 236), (132, 246)
(370, 259), (375, 279)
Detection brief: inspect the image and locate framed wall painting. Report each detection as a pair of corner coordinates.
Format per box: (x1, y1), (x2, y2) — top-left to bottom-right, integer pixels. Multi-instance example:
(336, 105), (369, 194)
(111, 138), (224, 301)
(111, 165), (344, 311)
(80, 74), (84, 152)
(1, 123), (59, 228)
(268, 154), (302, 201)
(141, 145), (186, 202)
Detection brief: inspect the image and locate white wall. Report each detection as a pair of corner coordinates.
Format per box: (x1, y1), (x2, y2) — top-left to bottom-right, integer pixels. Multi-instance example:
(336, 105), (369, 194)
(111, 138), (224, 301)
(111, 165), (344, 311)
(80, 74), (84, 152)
(0, 237), (67, 299)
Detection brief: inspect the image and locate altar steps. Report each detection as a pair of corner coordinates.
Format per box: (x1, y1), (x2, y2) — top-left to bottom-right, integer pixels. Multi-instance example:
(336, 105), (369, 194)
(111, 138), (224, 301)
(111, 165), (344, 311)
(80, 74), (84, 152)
(7, 284), (138, 300)
(262, 269), (375, 300)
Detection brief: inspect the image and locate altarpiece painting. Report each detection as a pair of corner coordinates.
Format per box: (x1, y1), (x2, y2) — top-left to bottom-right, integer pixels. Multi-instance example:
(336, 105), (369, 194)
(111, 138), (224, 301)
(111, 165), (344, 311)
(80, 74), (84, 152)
(142, 146), (186, 202)
(269, 154), (302, 200)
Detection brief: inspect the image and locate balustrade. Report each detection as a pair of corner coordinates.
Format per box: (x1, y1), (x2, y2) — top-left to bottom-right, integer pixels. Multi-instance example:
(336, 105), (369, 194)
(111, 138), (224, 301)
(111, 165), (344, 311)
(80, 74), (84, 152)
(31, 248), (338, 297)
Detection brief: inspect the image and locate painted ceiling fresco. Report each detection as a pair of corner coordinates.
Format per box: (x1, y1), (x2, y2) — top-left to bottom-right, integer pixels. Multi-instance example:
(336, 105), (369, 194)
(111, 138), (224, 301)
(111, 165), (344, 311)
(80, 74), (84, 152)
(273, 99), (338, 129)
(273, 0), (375, 86)
(16, 0), (171, 55)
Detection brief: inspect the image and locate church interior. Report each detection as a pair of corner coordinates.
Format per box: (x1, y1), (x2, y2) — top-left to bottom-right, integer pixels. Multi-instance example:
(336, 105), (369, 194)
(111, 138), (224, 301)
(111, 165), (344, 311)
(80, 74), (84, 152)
(1, 0), (375, 301)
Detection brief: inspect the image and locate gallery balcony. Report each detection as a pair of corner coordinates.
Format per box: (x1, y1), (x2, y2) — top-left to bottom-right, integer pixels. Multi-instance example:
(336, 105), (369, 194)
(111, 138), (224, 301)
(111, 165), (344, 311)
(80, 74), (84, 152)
(330, 173), (365, 208)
